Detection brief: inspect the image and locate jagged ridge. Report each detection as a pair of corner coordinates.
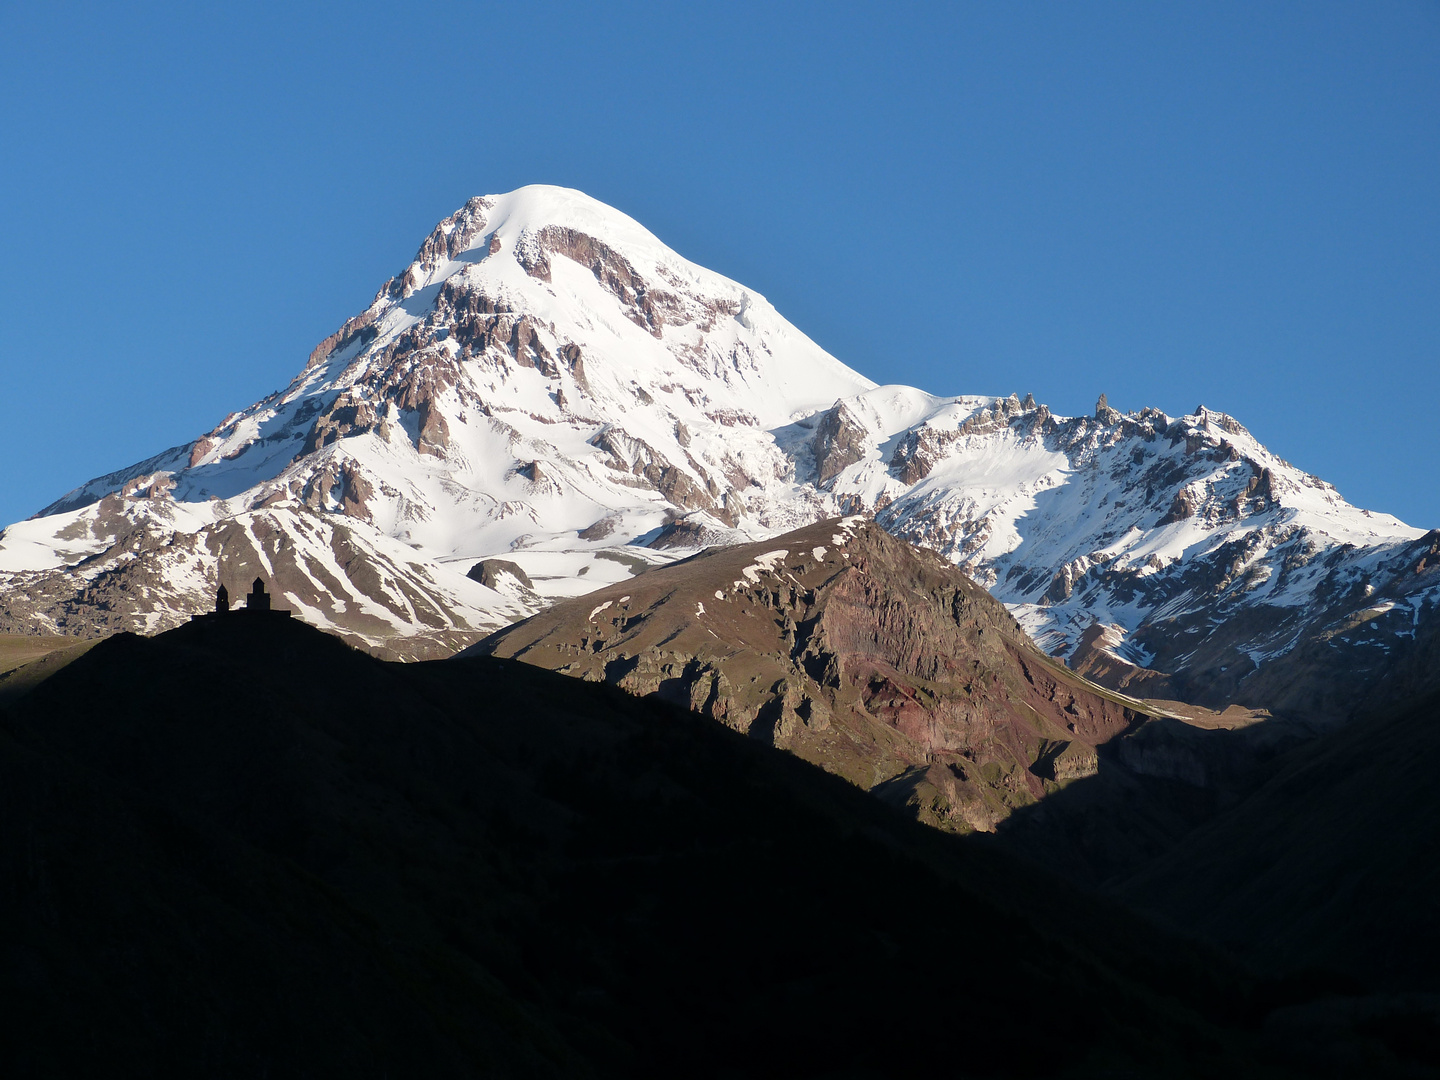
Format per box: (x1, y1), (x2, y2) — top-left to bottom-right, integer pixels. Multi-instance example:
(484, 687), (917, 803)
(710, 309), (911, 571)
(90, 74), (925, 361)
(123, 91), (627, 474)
(1, 185), (1434, 713)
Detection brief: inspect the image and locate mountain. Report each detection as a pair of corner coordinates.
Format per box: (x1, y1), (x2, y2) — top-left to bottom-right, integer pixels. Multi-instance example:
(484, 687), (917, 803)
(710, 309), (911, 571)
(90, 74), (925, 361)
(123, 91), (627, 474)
(1116, 684), (1440, 992)
(0, 187), (868, 658)
(468, 515), (1353, 888)
(2, 185), (1435, 710)
(0, 611), (1334, 1078)
(469, 516), (1171, 834)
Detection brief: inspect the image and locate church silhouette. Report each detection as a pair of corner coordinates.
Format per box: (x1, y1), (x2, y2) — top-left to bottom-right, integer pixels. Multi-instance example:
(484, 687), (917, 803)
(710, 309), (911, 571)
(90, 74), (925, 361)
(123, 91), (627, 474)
(194, 577), (291, 620)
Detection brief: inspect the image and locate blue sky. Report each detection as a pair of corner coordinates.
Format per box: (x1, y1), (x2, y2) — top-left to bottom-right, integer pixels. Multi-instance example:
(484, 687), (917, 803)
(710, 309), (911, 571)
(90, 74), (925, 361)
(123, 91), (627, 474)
(1, 1), (1436, 528)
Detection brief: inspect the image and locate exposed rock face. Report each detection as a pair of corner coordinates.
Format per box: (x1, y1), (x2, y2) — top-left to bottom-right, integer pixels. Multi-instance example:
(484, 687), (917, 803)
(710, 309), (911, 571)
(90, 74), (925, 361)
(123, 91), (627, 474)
(811, 403), (868, 486)
(467, 558), (533, 592)
(468, 518), (1161, 833)
(0, 501), (519, 660)
(645, 516), (731, 551)
(577, 515), (618, 541)
(2, 184), (1432, 720)
(888, 425), (966, 485)
(301, 391), (382, 456)
(1066, 621), (1176, 699)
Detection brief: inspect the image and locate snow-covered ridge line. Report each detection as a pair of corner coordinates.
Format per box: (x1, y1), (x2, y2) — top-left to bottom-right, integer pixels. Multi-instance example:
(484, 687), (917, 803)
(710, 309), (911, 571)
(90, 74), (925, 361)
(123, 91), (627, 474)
(1, 184), (1434, 714)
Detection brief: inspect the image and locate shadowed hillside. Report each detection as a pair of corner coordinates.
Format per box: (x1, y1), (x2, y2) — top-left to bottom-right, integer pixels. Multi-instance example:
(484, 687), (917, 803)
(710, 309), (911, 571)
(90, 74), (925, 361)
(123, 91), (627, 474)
(1116, 688), (1440, 992)
(0, 612), (1355, 1078)
(975, 685), (1440, 1077)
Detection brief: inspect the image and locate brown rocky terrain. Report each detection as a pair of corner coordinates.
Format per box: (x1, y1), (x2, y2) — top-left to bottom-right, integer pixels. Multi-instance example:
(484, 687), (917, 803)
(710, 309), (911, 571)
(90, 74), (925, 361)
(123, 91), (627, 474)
(0, 499), (517, 661)
(469, 517), (1179, 833)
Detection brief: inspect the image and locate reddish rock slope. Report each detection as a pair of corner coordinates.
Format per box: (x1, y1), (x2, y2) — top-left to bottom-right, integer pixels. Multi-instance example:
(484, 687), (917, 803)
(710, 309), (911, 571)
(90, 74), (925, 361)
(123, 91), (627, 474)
(468, 518), (1161, 831)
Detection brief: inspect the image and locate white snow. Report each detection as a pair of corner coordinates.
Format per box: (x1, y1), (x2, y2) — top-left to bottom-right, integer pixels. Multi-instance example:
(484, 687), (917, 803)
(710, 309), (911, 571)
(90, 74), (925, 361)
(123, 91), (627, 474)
(5, 184), (1430, 675)
(740, 550), (790, 584)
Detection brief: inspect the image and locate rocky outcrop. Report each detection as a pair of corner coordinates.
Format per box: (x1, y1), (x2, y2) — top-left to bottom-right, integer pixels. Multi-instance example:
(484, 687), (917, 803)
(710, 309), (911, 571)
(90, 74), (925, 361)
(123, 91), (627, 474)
(811, 403), (868, 486)
(392, 195), (496, 298)
(307, 308), (381, 369)
(1157, 485), (1197, 525)
(467, 558), (534, 591)
(587, 427), (725, 521)
(646, 516), (730, 551)
(530, 225), (687, 338)
(888, 426), (963, 485)
(577, 515), (618, 541)
(187, 437), (219, 469)
(337, 462), (373, 521)
(302, 392), (382, 455)
(416, 401), (449, 457)
(1066, 621), (1176, 699)
(468, 518), (1165, 834)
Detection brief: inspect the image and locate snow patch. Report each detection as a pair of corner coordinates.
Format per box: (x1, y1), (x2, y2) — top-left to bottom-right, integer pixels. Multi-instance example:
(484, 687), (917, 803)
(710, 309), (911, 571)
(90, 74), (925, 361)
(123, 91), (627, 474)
(740, 549), (789, 584)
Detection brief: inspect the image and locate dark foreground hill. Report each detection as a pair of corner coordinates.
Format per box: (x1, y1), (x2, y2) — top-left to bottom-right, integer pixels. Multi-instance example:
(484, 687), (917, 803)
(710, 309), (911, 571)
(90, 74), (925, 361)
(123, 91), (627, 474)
(1116, 686), (1440, 992)
(462, 518), (1440, 1074)
(0, 612), (1365, 1078)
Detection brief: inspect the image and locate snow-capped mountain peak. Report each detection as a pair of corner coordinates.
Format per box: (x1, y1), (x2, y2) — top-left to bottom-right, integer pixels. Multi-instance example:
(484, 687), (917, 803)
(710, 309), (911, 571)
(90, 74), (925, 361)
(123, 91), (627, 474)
(3, 186), (1435, 715)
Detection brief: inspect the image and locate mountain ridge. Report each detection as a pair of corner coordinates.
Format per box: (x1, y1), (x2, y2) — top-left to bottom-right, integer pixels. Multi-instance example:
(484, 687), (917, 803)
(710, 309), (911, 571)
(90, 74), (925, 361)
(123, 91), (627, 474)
(468, 515), (1167, 834)
(2, 184), (1434, 710)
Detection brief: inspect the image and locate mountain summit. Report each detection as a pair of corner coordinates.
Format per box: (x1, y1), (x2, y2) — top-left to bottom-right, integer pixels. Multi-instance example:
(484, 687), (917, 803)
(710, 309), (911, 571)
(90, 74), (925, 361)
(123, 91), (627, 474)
(2, 185), (1435, 712)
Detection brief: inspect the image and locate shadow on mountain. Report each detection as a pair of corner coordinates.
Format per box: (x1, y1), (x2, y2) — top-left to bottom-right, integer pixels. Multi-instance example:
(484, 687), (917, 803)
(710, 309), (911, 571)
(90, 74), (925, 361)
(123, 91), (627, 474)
(0, 613), (1363, 1078)
(1114, 689), (1440, 992)
(987, 690), (1440, 1076)
(988, 715), (1309, 887)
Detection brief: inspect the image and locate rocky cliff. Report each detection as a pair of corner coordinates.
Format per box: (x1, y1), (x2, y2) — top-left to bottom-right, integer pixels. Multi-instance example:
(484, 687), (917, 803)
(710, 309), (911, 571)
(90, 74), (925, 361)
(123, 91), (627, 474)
(469, 517), (1172, 833)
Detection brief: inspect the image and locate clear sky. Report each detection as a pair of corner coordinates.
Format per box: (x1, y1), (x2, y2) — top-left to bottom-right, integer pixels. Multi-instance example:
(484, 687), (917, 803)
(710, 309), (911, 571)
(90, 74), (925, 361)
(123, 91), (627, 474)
(2, 1), (1436, 529)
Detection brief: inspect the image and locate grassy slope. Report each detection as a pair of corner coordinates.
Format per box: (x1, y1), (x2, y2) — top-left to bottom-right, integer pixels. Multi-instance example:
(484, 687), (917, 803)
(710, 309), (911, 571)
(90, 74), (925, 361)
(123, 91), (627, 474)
(0, 633), (99, 677)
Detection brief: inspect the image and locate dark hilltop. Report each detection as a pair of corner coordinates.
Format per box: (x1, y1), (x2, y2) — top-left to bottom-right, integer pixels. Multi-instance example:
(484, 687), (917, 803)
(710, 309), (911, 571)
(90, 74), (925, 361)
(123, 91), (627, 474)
(0, 605), (1400, 1078)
